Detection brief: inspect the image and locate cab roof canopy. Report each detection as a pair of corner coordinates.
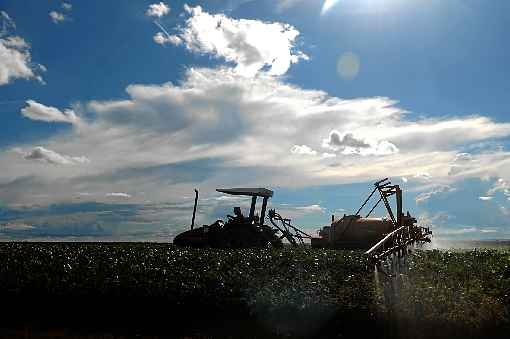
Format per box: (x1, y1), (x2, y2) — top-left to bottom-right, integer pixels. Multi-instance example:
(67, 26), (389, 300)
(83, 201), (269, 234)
(216, 188), (273, 198)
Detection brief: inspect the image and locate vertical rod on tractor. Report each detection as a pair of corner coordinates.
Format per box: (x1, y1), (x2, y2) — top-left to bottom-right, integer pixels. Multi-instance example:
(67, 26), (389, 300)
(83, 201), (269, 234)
(191, 189), (198, 230)
(249, 196), (257, 222)
(260, 197), (268, 225)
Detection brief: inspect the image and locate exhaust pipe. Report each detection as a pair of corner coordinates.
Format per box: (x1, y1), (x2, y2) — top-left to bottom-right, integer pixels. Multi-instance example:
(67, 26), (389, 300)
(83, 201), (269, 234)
(191, 189), (198, 230)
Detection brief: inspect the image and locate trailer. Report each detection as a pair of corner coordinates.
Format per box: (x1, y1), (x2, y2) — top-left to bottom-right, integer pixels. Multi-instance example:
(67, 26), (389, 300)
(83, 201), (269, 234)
(311, 178), (432, 259)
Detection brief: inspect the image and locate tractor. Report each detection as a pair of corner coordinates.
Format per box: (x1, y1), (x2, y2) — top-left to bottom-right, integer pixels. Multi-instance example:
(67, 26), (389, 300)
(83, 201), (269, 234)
(173, 187), (312, 248)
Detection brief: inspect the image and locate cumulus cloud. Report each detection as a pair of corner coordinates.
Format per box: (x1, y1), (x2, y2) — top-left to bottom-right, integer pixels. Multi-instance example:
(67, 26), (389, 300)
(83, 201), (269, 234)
(1, 67), (510, 208)
(21, 100), (79, 124)
(146, 2), (170, 18)
(172, 6), (307, 76)
(20, 146), (90, 166)
(153, 32), (182, 45)
(81, 67), (510, 184)
(322, 131), (398, 156)
(0, 12), (45, 86)
(479, 196), (493, 201)
(49, 11), (66, 24)
(290, 145), (317, 156)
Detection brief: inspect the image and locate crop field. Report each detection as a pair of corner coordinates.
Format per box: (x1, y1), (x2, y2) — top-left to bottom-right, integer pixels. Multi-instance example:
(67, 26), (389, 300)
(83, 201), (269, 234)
(0, 243), (509, 338)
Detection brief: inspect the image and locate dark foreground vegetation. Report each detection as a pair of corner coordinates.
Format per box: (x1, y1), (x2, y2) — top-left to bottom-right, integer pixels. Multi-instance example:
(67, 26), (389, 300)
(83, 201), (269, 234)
(0, 243), (508, 338)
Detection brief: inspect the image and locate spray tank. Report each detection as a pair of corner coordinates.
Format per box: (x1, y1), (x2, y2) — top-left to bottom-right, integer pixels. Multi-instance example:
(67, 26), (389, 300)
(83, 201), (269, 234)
(312, 178), (431, 250)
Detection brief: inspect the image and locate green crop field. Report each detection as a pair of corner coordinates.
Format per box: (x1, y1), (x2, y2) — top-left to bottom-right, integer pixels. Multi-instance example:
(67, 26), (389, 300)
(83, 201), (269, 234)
(0, 243), (508, 338)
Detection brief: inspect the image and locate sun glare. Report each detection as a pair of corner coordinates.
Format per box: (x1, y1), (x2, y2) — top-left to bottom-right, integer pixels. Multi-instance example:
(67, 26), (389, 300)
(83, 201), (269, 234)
(321, 0), (402, 16)
(321, 0), (341, 15)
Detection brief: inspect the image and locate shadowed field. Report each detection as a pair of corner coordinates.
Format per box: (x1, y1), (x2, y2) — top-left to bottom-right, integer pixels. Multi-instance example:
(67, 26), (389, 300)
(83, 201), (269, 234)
(0, 243), (508, 338)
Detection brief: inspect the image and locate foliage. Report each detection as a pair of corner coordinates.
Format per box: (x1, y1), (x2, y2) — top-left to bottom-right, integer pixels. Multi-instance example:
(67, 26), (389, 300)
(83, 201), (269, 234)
(378, 249), (510, 338)
(1, 243), (510, 338)
(0, 243), (371, 306)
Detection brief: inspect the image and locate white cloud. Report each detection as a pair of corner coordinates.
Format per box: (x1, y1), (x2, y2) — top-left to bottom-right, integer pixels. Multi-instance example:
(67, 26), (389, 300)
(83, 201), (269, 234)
(3, 36), (28, 49)
(416, 185), (455, 204)
(479, 196), (493, 201)
(62, 3), (72, 11)
(290, 144), (317, 156)
(20, 146), (90, 166)
(294, 204), (325, 213)
(1, 222), (34, 231)
(153, 32), (182, 45)
(487, 178), (510, 197)
(0, 12), (45, 86)
(106, 192), (132, 198)
(146, 2), (170, 18)
(322, 130), (398, 156)
(480, 229), (498, 233)
(21, 100), (79, 124)
(448, 152), (475, 176)
(173, 6), (307, 76)
(49, 11), (66, 24)
(0, 38), (43, 85)
(369, 117), (510, 152)
(414, 172), (432, 181)
(1, 67), (510, 207)
(275, 203), (327, 221)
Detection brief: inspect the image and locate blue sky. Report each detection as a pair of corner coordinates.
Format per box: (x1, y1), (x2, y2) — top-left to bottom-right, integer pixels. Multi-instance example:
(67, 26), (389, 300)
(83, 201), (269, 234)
(1, 0), (509, 241)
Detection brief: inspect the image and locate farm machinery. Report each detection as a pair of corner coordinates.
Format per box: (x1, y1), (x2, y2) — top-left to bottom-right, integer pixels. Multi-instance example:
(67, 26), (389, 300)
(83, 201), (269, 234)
(173, 179), (432, 259)
(311, 178), (432, 260)
(173, 187), (313, 248)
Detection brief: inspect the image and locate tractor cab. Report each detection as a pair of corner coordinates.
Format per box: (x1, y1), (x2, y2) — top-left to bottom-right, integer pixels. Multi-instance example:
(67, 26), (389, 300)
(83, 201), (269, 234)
(173, 187), (286, 248)
(216, 187), (273, 226)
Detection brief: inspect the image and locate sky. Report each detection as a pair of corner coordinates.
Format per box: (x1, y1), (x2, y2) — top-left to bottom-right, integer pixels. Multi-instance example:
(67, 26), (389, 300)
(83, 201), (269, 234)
(0, 0), (509, 241)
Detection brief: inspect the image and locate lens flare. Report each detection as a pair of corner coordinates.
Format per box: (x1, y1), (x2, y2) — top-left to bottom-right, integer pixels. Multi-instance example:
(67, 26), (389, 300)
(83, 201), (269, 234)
(321, 0), (341, 15)
(337, 52), (360, 80)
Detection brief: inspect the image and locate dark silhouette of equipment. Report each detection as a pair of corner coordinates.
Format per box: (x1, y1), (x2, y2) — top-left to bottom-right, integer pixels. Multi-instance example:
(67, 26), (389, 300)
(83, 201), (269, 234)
(174, 179), (431, 254)
(173, 187), (313, 248)
(191, 189), (198, 230)
(312, 178), (432, 252)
